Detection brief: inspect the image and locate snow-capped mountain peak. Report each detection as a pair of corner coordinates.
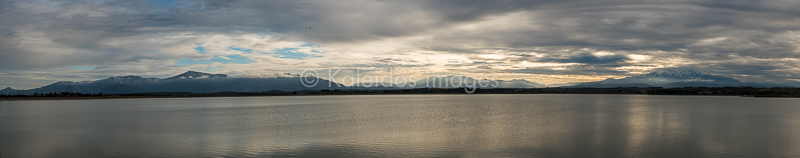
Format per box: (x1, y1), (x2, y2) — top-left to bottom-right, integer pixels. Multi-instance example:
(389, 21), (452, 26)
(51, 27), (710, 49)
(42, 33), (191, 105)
(630, 70), (739, 82)
(166, 71), (228, 80)
(573, 70), (746, 88)
(107, 75), (143, 80)
(640, 70), (704, 78)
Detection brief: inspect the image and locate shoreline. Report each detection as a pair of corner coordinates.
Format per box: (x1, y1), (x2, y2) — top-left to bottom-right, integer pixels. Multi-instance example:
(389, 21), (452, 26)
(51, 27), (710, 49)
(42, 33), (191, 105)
(4, 87), (799, 101)
(3, 93), (796, 102)
(0, 96), (189, 101)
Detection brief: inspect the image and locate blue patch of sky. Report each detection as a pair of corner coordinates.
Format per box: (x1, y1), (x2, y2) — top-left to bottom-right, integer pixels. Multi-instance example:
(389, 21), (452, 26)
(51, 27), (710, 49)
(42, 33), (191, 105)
(70, 66), (94, 70)
(176, 55), (255, 66)
(195, 45), (206, 54)
(229, 46), (253, 53)
(262, 43), (324, 59)
(194, 43), (322, 61)
(225, 54), (254, 63)
(203, 67), (222, 72)
(272, 48), (308, 59)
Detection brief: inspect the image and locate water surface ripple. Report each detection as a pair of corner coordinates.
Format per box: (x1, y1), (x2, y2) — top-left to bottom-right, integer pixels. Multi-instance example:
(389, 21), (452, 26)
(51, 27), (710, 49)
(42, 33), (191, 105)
(2, 94), (799, 157)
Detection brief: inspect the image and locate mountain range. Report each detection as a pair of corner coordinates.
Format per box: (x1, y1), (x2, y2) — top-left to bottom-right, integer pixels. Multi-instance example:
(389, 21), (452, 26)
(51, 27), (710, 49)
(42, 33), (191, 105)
(0, 71), (341, 95)
(569, 70), (789, 88)
(346, 76), (547, 89)
(1, 70), (796, 95)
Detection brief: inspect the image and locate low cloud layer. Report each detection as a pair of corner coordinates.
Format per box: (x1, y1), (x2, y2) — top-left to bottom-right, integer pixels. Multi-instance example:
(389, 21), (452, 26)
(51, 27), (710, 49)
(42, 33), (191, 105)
(1, 0), (799, 88)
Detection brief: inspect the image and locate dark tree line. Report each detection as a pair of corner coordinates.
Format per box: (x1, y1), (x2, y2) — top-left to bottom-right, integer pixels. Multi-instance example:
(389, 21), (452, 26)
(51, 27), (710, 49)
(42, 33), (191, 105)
(1, 92), (105, 97)
(3, 87), (800, 98)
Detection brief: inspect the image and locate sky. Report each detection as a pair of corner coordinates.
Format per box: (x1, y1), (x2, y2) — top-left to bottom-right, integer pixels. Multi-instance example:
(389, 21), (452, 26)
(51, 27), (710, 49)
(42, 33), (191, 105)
(1, 0), (800, 89)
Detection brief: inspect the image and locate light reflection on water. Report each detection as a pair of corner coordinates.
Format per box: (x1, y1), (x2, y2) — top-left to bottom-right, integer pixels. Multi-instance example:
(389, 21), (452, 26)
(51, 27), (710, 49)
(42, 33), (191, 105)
(1, 94), (800, 157)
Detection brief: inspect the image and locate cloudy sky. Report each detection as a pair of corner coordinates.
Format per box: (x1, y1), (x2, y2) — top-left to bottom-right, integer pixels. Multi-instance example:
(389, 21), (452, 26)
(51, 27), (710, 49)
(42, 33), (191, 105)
(1, 0), (800, 89)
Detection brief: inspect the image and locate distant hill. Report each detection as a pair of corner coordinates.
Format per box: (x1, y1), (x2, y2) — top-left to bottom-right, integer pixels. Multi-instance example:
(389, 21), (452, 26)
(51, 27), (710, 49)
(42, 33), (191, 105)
(496, 79), (547, 88)
(410, 76), (546, 88)
(570, 70), (787, 88)
(343, 76), (546, 89)
(4, 71), (342, 95)
(165, 71), (228, 80)
(2, 70), (795, 95)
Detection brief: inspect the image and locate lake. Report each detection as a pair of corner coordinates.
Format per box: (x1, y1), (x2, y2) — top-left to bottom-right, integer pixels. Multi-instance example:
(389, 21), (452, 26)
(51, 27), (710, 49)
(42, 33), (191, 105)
(1, 94), (799, 157)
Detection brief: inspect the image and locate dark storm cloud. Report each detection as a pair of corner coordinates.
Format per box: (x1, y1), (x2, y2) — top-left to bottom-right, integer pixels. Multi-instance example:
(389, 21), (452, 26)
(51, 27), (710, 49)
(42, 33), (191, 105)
(505, 66), (630, 76)
(538, 55), (631, 64)
(0, 27), (25, 70)
(4, 0), (797, 55)
(420, 0), (799, 58)
(421, 0), (564, 21)
(406, 0), (799, 82)
(1, 0), (799, 87)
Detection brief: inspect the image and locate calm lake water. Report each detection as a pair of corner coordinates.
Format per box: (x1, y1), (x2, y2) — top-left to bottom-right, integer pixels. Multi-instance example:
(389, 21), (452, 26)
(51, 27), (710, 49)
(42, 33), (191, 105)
(1, 94), (799, 157)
